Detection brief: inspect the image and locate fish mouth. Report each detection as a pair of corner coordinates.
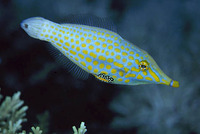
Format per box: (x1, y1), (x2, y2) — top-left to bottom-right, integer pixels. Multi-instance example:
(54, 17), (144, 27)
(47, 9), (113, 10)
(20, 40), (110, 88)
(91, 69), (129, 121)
(148, 59), (179, 88)
(169, 80), (179, 88)
(20, 20), (26, 30)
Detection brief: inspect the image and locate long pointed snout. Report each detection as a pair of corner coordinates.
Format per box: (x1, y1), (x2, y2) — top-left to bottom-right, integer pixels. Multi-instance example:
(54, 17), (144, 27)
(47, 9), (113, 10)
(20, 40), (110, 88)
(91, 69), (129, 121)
(158, 72), (179, 88)
(159, 74), (179, 88)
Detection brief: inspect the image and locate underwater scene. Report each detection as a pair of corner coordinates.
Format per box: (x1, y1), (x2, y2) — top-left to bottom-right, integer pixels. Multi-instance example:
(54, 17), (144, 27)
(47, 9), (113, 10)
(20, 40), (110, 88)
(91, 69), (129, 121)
(0, 0), (199, 134)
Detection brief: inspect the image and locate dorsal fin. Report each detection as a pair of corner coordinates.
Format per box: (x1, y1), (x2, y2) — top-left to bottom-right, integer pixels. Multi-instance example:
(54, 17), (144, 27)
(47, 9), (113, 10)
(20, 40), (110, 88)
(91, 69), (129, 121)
(47, 44), (89, 80)
(62, 14), (117, 33)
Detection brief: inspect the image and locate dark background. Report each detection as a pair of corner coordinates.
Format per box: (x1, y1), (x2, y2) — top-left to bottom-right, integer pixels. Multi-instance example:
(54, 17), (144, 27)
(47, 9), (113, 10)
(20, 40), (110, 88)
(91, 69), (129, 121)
(0, 0), (200, 134)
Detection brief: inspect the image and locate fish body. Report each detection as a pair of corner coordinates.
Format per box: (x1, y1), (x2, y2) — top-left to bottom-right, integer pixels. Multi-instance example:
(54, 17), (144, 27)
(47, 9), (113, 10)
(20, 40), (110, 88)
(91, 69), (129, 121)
(21, 17), (179, 87)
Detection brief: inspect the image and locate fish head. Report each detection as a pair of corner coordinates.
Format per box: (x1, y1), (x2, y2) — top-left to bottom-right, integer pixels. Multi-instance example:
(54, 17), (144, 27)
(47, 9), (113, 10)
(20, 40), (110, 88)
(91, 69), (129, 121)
(128, 48), (179, 87)
(21, 17), (47, 39)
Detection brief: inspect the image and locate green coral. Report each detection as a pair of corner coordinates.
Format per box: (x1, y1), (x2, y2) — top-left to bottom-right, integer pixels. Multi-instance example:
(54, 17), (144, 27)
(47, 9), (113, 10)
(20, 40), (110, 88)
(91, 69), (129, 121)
(0, 90), (28, 134)
(0, 90), (43, 134)
(36, 111), (49, 134)
(19, 127), (43, 134)
(0, 90), (87, 134)
(30, 127), (43, 134)
(72, 122), (87, 134)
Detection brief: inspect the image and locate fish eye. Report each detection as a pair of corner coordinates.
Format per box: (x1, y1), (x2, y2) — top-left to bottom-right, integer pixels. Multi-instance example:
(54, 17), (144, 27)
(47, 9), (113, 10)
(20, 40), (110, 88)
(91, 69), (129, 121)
(139, 60), (149, 71)
(24, 24), (28, 28)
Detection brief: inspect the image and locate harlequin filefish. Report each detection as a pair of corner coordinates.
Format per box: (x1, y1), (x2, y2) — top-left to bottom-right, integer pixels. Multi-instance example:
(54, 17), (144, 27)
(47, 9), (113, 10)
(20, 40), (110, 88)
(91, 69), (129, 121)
(21, 17), (179, 87)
